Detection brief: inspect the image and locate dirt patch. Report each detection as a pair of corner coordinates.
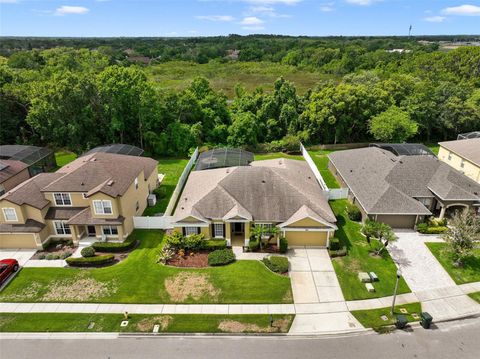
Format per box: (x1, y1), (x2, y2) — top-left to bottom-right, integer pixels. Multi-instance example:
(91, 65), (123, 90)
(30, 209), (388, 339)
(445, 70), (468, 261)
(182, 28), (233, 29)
(167, 251), (209, 268)
(344, 258), (362, 273)
(2, 282), (42, 301)
(164, 272), (220, 302)
(42, 275), (116, 301)
(218, 317), (290, 333)
(136, 315), (173, 332)
(282, 289), (293, 303)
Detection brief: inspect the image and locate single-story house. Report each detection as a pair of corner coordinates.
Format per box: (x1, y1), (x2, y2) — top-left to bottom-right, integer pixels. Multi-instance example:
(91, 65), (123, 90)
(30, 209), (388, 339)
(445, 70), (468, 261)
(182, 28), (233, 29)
(438, 138), (480, 184)
(328, 147), (480, 228)
(172, 155), (337, 247)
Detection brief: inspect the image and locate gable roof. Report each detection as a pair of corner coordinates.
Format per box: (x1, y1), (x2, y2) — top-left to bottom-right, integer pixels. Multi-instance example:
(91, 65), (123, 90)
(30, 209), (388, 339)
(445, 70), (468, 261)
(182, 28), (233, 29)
(0, 160), (28, 184)
(439, 138), (480, 166)
(173, 158), (336, 225)
(329, 147), (480, 215)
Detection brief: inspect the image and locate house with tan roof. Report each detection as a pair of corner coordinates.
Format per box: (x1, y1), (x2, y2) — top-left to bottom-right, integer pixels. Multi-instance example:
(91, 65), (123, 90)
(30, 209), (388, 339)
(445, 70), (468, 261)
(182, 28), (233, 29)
(172, 151), (337, 247)
(328, 147), (480, 229)
(438, 138), (480, 184)
(0, 152), (158, 249)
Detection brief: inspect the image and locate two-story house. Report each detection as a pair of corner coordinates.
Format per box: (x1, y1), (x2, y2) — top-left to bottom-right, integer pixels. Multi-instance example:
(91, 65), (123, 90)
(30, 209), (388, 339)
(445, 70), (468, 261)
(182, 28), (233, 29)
(0, 152), (158, 249)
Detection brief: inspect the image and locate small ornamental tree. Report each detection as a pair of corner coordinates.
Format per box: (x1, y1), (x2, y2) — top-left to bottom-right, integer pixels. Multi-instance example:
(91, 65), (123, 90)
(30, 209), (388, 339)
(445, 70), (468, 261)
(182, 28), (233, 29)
(443, 211), (480, 267)
(361, 220), (396, 255)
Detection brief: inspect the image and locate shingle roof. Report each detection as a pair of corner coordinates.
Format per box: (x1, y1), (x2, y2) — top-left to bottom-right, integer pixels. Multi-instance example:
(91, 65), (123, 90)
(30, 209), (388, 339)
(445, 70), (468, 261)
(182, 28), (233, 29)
(0, 219), (45, 233)
(174, 159), (336, 225)
(329, 148), (480, 215)
(439, 138), (480, 166)
(66, 207), (125, 225)
(45, 207), (87, 220)
(0, 160), (28, 184)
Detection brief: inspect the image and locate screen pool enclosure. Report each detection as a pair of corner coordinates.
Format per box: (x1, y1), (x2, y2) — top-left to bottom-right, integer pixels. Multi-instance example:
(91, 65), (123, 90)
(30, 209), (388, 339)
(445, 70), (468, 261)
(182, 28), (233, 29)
(82, 144), (144, 157)
(370, 143), (436, 157)
(195, 148), (254, 171)
(0, 145), (56, 176)
(457, 131), (480, 140)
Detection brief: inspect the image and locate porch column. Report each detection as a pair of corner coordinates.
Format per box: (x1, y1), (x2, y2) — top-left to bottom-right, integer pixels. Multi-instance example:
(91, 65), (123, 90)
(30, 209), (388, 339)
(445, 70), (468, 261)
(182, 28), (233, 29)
(244, 223), (251, 247)
(225, 222), (231, 247)
(439, 206), (446, 220)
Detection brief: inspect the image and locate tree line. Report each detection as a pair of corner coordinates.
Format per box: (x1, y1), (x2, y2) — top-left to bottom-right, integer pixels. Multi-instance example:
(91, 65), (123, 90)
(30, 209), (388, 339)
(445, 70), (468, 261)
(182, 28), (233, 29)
(1, 45), (479, 156)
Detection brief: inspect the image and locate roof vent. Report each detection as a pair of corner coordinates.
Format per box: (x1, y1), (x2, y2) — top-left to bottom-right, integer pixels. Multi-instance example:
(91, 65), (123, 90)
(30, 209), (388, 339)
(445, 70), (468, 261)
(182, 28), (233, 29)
(107, 180), (114, 186)
(184, 197), (188, 201)
(226, 168), (230, 173)
(261, 180), (266, 184)
(278, 159), (283, 165)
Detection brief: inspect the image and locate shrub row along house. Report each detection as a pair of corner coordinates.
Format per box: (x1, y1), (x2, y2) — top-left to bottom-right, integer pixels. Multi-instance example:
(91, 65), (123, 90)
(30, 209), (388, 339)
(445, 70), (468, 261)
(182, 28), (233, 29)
(329, 146), (480, 229)
(0, 153), (158, 249)
(172, 149), (337, 247)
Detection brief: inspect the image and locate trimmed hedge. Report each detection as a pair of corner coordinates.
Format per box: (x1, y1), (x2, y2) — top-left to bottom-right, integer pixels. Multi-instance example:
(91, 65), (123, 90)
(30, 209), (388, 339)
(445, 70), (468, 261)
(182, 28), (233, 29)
(207, 249), (235, 266)
(81, 246), (95, 258)
(66, 254), (115, 267)
(329, 246), (347, 258)
(417, 223), (448, 234)
(201, 239), (227, 251)
(279, 237), (288, 253)
(262, 256), (289, 274)
(329, 237), (340, 250)
(92, 237), (137, 253)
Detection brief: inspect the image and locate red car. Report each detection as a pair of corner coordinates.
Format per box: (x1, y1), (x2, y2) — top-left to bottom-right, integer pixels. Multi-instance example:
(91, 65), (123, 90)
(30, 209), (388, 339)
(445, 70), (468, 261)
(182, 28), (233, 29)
(0, 259), (19, 285)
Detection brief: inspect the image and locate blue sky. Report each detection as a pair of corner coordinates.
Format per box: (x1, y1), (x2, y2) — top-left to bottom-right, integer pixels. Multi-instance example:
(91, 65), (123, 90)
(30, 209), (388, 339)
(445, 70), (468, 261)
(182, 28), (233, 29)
(1, 1), (480, 37)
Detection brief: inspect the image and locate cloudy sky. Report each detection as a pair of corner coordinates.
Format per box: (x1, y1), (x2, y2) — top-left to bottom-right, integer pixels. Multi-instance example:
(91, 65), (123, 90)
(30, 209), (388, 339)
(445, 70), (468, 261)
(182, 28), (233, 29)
(1, 1), (479, 37)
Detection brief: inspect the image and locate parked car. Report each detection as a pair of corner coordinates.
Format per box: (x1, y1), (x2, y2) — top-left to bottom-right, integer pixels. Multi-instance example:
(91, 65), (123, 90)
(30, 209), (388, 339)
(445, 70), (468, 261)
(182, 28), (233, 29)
(0, 259), (19, 285)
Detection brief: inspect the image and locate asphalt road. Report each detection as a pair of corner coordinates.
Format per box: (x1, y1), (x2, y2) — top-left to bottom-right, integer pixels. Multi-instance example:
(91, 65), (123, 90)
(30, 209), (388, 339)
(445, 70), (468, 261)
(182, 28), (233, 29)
(1, 317), (479, 359)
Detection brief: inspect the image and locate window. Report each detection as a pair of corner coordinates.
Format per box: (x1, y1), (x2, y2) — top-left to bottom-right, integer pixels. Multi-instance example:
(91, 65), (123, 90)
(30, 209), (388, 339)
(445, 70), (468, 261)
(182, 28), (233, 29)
(136, 201), (139, 212)
(93, 200), (113, 214)
(53, 193), (72, 206)
(185, 227), (199, 236)
(54, 221), (71, 235)
(448, 152), (452, 161)
(214, 223), (224, 238)
(135, 177), (139, 190)
(2, 208), (17, 221)
(460, 159), (465, 168)
(102, 226), (118, 235)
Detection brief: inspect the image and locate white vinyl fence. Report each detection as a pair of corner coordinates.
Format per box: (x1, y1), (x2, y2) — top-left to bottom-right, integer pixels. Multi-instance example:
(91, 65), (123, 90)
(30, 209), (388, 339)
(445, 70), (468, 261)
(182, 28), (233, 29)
(327, 188), (349, 200)
(133, 216), (174, 229)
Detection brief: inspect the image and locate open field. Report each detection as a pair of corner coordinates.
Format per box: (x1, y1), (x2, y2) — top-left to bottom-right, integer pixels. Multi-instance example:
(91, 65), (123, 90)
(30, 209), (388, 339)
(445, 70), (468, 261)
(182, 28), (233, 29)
(0, 313), (293, 333)
(0, 230), (292, 304)
(147, 61), (334, 98)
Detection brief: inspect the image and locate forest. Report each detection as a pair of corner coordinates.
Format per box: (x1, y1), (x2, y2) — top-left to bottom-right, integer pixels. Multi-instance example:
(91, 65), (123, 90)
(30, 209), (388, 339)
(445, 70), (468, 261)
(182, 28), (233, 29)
(1, 35), (479, 156)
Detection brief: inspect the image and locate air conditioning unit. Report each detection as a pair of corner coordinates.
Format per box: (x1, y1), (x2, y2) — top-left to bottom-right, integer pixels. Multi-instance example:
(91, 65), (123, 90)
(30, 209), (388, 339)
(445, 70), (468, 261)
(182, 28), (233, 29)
(148, 194), (157, 206)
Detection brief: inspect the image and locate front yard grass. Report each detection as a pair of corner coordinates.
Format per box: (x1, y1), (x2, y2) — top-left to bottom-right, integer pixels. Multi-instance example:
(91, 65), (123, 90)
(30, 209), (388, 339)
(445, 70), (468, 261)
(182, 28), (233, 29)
(426, 243), (480, 284)
(143, 158), (189, 216)
(330, 200), (411, 301)
(351, 302), (422, 331)
(468, 292), (480, 304)
(0, 313), (294, 333)
(0, 230), (292, 304)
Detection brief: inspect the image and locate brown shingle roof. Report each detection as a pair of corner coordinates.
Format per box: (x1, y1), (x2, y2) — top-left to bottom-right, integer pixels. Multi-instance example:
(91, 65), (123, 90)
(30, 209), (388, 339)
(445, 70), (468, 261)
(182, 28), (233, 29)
(439, 138), (480, 166)
(45, 207), (87, 220)
(0, 160), (28, 184)
(0, 219), (45, 233)
(66, 207), (125, 225)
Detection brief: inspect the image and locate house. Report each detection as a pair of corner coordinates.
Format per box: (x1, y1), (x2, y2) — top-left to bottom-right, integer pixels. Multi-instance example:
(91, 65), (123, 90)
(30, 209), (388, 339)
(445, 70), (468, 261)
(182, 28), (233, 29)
(0, 145), (56, 177)
(172, 152), (337, 247)
(0, 160), (30, 196)
(328, 147), (480, 228)
(438, 138), (480, 184)
(0, 152), (158, 249)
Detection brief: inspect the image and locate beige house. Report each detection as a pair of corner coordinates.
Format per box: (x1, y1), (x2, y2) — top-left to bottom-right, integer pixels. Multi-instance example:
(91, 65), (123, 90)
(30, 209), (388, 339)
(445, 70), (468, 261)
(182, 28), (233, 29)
(438, 138), (480, 183)
(0, 160), (30, 196)
(172, 157), (337, 247)
(0, 153), (158, 249)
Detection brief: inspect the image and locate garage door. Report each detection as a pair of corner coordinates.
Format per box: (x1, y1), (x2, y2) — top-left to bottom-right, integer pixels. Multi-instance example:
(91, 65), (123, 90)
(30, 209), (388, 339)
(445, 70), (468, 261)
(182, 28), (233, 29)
(285, 231), (328, 247)
(376, 215), (416, 229)
(0, 233), (37, 249)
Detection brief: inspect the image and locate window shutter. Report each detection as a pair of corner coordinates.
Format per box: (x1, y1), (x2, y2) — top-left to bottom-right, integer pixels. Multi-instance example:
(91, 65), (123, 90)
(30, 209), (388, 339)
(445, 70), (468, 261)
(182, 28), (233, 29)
(222, 224), (226, 238)
(211, 224), (215, 238)
(182, 227), (186, 236)
(197, 227), (201, 235)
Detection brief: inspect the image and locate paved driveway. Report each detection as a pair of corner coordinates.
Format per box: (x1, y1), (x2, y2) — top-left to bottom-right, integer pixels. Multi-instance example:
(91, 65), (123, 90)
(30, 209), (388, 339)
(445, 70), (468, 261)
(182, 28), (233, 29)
(388, 231), (456, 292)
(0, 249), (36, 266)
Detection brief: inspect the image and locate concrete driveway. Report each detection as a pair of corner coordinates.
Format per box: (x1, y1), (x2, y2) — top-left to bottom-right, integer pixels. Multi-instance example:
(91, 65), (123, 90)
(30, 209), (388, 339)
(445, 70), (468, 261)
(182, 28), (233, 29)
(0, 249), (36, 266)
(388, 231), (456, 292)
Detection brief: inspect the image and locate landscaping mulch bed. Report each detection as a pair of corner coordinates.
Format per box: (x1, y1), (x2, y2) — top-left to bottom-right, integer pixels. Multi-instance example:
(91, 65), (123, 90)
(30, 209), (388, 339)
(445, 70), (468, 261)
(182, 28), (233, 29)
(32, 241), (76, 260)
(167, 251), (209, 268)
(250, 244), (279, 254)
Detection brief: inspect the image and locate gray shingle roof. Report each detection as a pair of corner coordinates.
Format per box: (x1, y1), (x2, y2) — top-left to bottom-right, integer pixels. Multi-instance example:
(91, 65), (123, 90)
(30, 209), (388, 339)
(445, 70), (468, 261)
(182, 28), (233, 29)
(439, 138), (480, 166)
(0, 160), (28, 184)
(329, 147), (480, 215)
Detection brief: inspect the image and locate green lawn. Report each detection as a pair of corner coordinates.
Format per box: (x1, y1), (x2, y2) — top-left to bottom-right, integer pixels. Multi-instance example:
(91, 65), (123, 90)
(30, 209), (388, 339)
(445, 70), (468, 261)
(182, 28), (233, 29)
(426, 243), (480, 284)
(0, 230), (292, 304)
(330, 200), (411, 301)
(0, 313), (293, 333)
(54, 151), (77, 168)
(143, 158), (189, 216)
(254, 152), (304, 161)
(351, 302), (422, 331)
(308, 150), (340, 188)
(426, 143), (439, 155)
(468, 292), (480, 304)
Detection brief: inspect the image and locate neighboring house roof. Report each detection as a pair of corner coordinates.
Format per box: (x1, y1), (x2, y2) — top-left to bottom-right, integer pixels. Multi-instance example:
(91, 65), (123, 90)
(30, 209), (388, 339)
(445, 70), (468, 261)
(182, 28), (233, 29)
(66, 207), (125, 226)
(0, 145), (53, 166)
(0, 219), (45, 233)
(82, 144), (144, 157)
(174, 159), (336, 226)
(329, 147), (480, 215)
(42, 152), (157, 197)
(438, 138), (480, 167)
(0, 160), (28, 184)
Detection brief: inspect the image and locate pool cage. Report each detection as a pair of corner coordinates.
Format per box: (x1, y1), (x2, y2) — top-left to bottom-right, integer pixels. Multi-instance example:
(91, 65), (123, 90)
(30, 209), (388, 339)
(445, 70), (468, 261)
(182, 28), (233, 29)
(0, 145), (56, 176)
(457, 132), (480, 140)
(195, 148), (254, 171)
(370, 143), (436, 157)
(82, 144), (144, 157)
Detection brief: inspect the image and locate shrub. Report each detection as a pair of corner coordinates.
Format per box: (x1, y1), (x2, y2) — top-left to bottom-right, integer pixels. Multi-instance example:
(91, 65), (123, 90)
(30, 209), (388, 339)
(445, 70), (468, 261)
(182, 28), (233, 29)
(417, 222), (448, 234)
(52, 254), (60, 260)
(45, 253), (55, 260)
(279, 237), (288, 253)
(428, 217), (447, 227)
(81, 246), (96, 258)
(329, 237), (340, 250)
(183, 233), (204, 250)
(66, 254), (115, 267)
(153, 186), (167, 199)
(346, 203), (362, 221)
(249, 239), (260, 252)
(37, 254), (46, 260)
(201, 239), (227, 251)
(165, 231), (184, 249)
(329, 246), (347, 258)
(208, 249), (235, 266)
(156, 245), (175, 264)
(60, 252), (72, 259)
(262, 256), (289, 273)
(92, 236), (137, 253)
(416, 223), (428, 232)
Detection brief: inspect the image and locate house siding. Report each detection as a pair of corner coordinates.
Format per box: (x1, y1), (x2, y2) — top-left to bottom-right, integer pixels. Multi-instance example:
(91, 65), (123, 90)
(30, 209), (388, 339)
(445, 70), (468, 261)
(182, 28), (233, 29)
(438, 146), (480, 183)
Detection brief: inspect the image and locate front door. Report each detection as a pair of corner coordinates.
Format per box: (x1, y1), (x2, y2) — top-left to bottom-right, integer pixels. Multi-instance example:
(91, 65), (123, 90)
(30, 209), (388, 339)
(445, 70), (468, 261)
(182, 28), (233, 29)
(87, 225), (96, 237)
(231, 222), (245, 246)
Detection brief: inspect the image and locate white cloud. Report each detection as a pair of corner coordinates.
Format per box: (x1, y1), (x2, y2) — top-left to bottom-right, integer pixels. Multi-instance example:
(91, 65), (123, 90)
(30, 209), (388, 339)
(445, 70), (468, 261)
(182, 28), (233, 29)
(55, 6), (89, 16)
(196, 15), (235, 21)
(442, 4), (480, 16)
(345, 0), (375, 5)
(240, 16), (264, 25)
(424, 16), (446, 23)
(320, 2), (335, 12)
(246, 5), (291, 17)
(242, 26), (265, 31)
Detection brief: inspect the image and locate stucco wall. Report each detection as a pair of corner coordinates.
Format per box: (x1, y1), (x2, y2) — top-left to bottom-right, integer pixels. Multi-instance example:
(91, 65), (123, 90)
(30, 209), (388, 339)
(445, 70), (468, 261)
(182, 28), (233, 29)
(439, 146), (480, 183)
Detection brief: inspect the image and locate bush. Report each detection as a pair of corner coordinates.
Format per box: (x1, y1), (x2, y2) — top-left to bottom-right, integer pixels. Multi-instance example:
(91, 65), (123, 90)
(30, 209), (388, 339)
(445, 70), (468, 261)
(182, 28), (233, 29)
(165, 231), (184, 249)
(346, 203), (362, 221)
(208, 249), (235, 266)
(165, 231), (204, 250)
(417, 225), (448, 234)
(428, 217), (447, 227)
(60, 252), (72, 259)
(279, 237), (288, 253)
(416, 223), (428, 232)
(81, 246), (96, 258)
(92, 236), (137, 253)
(37, 254), (46, 260)
(201, 239), (227, 251)
(153, 186), (167, 199)
(66, 254), (115, 267)
(329, 246), (347, 258)
(45, 253), (55, 260)
(263, 256), (289, 273)
(249, 239), (260, 252)
(329, 237), (340, 250)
